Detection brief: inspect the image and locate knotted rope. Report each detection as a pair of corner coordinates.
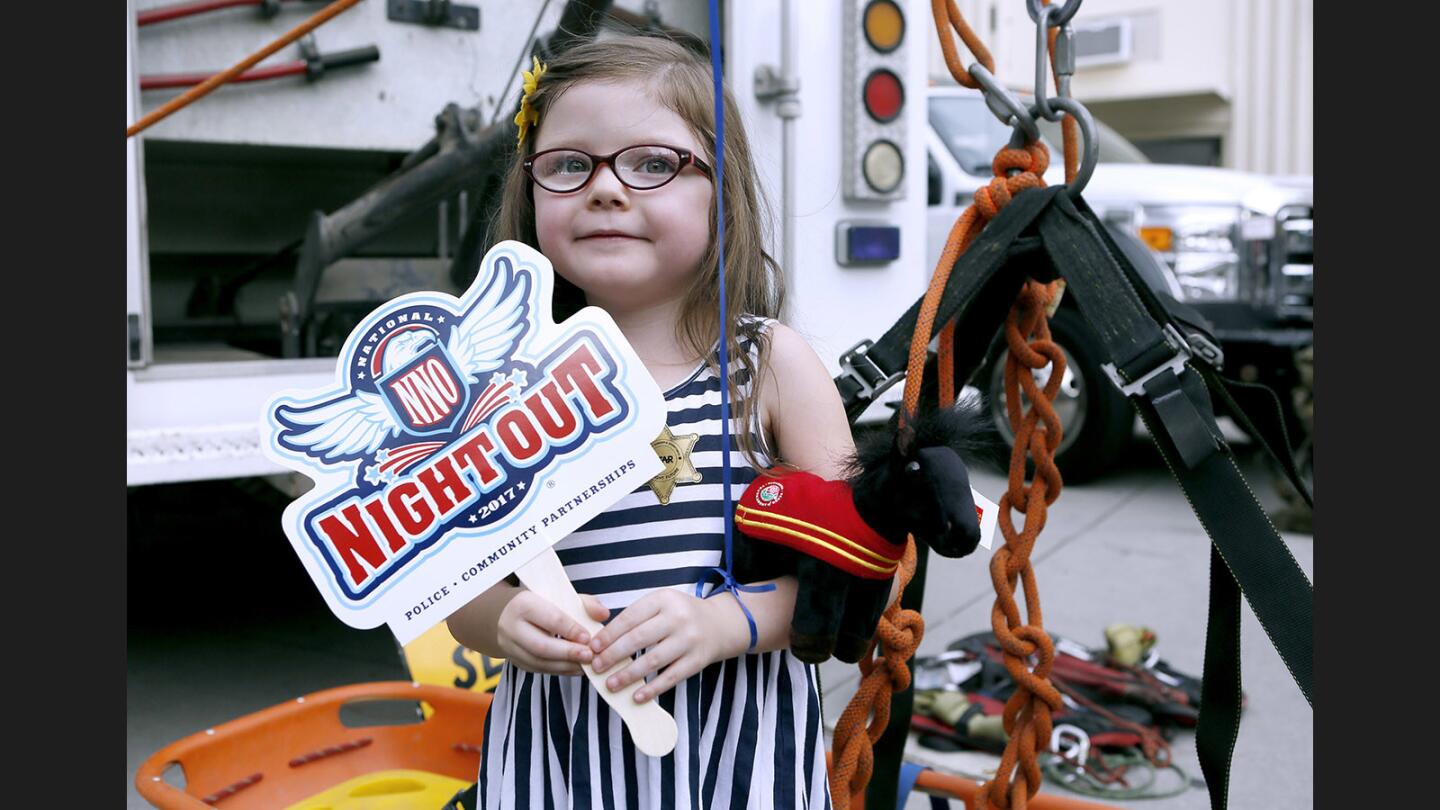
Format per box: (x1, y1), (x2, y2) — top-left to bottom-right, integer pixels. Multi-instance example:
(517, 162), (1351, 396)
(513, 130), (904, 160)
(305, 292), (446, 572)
(978, 277), (1067, 810)
(829, 541), (922, 810)
(975, 3), (1078, 805)
(830, 113), (1056, 810)
(830, 2), (1080, 807)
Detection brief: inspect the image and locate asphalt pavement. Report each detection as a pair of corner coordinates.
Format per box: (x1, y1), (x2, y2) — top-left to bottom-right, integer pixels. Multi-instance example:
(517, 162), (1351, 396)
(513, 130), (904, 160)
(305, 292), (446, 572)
(127, 428), (1313, 810)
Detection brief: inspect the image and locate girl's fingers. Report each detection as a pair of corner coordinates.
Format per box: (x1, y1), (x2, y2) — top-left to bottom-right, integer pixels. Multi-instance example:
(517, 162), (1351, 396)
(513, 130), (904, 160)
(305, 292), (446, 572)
(516, 621), (593, 666)
(590, 597), (661, 654)
(515, 653), (581, 676)
(518, 592), (592, 645)
(581, 594), (611, 623)
(514, 648), (585, 676)
(541, 605), (592, 645)
(633, 653), (701, 703)
(604, 638), (681, 693)
(592, 615), (669, 675)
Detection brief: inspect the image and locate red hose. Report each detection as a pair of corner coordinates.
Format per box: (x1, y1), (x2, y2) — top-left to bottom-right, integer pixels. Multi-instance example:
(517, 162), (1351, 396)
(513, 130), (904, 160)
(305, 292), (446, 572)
(137, 0), (262, 26)
(127, 0), (363, 138)
(140, 61), (306, 89)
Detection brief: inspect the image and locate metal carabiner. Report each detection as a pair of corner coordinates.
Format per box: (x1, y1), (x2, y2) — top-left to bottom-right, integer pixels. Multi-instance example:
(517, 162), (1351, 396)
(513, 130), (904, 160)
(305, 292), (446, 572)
(1022, 95), (1098, 198)
(1033, 4), (1077, 121)
(968, 63), (1040, 146)
(1026, 0), (1082, 27)
(1033, 3), (1058, 120)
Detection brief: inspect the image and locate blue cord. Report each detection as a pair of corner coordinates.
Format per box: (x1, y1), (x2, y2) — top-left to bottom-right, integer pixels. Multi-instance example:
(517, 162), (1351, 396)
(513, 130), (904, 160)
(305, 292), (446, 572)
(694, 0), (773, 652)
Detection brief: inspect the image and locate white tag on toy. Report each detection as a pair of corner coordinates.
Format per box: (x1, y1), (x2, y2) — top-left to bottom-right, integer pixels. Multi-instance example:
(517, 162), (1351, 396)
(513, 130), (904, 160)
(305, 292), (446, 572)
(973, 487), (999, 550)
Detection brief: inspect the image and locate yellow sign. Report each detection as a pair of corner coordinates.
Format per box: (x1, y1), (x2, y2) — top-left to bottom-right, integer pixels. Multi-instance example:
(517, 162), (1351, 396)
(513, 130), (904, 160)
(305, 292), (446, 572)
(401, 622), (505, 694)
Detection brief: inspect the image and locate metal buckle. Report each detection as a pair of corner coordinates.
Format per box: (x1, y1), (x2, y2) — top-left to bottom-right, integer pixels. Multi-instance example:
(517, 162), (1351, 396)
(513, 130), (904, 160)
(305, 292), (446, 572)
(838, 339), (904, 402)
(1186, 331), (1225, 369)
(1101, 324), (1195, 397)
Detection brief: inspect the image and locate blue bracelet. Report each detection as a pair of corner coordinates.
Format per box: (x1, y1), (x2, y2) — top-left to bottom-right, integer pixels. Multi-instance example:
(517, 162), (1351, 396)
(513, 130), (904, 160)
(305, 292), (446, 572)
(694, 567), (776, 652)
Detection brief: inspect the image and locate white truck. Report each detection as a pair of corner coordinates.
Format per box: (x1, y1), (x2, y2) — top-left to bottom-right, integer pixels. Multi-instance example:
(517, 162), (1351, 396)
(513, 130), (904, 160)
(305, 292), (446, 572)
(926, 84), (1314, 480)
(129, 2), (1310, 490)
(126, 0), (937, 487)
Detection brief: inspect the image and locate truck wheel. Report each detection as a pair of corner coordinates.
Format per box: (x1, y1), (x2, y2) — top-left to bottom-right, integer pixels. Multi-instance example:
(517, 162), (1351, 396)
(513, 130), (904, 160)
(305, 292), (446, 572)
(976, 307), (1135, 483)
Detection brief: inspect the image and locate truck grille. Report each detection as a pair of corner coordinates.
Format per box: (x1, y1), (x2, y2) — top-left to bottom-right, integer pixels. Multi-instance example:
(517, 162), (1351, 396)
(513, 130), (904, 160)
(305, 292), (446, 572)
(1274, 205), (1313, 321)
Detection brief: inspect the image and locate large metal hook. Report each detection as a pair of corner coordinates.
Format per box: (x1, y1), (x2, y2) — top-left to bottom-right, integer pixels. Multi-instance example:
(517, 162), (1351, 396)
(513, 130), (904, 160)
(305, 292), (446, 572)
(1026, 96), (1098, 198)
(1032, 3), (1076, 122)
(1026, 0), (1082, 26)
(968, 63), (1040, 146)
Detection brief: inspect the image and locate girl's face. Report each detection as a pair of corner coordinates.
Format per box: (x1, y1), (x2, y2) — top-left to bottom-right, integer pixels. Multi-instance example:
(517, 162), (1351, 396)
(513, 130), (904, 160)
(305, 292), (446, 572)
(531, 80), (714, 314)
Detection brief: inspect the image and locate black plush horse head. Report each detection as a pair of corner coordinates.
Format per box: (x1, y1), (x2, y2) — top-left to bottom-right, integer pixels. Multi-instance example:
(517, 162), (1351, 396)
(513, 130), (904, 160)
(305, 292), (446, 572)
(847, 400), (990, 557)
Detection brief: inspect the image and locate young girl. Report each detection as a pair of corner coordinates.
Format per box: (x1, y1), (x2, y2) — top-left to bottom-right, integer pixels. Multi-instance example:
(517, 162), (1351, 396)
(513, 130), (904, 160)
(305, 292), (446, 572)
(446, 34), (862, 810)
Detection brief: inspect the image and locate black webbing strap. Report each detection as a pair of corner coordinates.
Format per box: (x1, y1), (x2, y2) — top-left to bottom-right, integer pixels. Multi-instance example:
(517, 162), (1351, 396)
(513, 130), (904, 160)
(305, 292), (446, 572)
(1200, 366), (1314, 508)
(1034, 192), (1313, 810)
(1034, 194), (1226, 469)
(1059, 194), (1314, 506)
(834, 186), (1064, 423)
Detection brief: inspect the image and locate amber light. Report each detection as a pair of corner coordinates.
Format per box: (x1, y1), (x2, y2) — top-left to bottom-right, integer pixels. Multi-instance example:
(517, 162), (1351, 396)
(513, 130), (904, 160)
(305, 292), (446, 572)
(863, 0), (905, 52)
(1139, 226), (1174, 253)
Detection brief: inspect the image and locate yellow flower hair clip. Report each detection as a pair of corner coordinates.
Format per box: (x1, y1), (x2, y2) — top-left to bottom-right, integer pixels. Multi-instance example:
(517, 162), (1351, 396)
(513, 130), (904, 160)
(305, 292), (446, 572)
(514, 56), (547, 149)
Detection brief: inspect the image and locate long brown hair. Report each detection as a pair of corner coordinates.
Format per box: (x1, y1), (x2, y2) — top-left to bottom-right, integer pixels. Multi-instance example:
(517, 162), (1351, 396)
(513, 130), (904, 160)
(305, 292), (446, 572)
(489, 34), (787, 472)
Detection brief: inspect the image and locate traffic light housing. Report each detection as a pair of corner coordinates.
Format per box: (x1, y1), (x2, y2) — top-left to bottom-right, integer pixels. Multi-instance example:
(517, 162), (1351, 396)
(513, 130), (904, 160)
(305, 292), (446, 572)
(844, 0), (909, 202)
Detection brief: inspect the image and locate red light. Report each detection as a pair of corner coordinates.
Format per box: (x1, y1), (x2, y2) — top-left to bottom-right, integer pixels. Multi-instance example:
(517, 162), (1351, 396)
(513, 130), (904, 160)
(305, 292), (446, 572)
(863, 69), (904, 123)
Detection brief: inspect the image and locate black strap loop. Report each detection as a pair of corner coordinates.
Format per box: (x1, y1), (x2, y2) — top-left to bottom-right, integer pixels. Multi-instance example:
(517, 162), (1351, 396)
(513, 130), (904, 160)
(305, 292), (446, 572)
(833, 186), (1064, 422)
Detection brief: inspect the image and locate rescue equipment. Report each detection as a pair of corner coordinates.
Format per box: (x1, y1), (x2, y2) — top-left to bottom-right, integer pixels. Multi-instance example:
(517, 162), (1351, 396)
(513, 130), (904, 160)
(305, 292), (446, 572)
(127, 0), (365, 138)
(138, 0), (293, 27)
(910, 630), (1207, 802)
(140, 42), (379, 90)
(829, 2), (1312, 809)
(135, 682), (493, 809)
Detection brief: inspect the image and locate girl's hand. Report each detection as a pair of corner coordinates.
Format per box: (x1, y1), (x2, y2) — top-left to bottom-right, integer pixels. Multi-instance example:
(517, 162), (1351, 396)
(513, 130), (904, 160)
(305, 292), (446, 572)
(588, 589), (747, 703)
(496, 589), (611, 675)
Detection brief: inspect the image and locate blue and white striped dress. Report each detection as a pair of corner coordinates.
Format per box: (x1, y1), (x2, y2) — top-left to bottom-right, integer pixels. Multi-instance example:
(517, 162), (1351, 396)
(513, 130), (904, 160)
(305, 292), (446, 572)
(477, 317), (832, 810)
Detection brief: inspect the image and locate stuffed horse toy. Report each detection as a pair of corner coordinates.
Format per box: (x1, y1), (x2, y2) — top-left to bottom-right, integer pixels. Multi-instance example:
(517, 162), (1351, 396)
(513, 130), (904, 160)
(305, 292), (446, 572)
(732, 402), (991, 663)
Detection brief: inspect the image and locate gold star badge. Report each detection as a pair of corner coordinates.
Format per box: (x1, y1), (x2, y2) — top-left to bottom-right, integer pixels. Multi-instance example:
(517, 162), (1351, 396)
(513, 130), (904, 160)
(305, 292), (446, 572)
(647, 425), (702, 505)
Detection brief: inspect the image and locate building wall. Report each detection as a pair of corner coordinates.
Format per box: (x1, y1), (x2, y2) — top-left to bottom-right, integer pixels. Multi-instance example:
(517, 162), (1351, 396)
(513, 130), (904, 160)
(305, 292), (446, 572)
(1229, 0), (1313, 175)
(925, 0), (1312, 175)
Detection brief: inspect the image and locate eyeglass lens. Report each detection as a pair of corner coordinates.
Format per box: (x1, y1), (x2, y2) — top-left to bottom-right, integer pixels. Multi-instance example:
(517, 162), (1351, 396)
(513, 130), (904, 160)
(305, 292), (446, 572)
(532, 146), (685, 192)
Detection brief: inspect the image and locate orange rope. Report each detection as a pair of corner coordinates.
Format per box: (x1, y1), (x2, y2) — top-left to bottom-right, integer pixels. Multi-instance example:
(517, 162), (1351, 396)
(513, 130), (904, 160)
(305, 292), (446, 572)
(978, 278), (1066, 810)
(832, 141), (1052, 809)
(829, 541), (922, 810)
(974, 2), (1076, 805)
(898, 143), (1048, 439)
(126, 0), (364, 139)
(1044, 15), (1080, 193)
(930, 0), (995, 90)
(830, 2), (1081, 808)
(938, 319), (957, 408)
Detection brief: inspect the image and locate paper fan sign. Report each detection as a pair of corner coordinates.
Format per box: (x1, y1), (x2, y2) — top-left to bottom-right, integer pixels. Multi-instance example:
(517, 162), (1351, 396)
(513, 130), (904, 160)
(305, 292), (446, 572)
(263, 241), (678, 756)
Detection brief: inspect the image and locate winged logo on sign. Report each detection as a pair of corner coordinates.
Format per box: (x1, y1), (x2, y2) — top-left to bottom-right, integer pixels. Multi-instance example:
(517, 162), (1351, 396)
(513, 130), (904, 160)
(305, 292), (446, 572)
(275, 256), (532, 462)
